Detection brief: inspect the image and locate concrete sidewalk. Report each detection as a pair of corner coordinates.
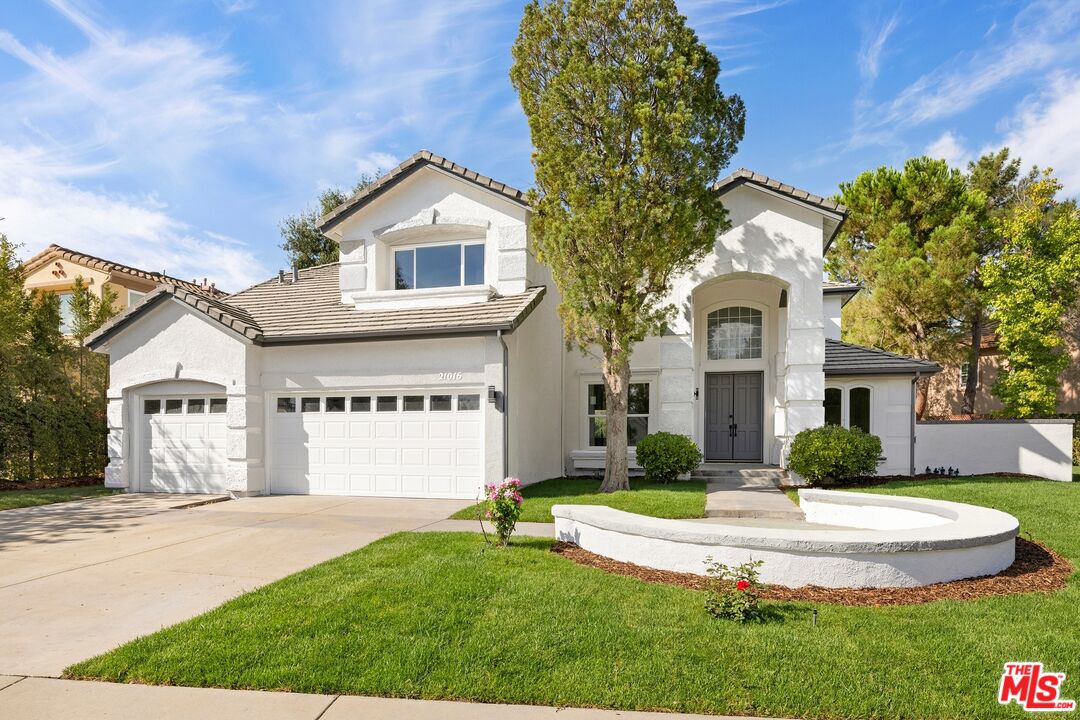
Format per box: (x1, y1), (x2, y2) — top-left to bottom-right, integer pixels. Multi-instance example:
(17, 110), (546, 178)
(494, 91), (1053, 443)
(704, 478), (803, 520)
(0, 676), (783, 720)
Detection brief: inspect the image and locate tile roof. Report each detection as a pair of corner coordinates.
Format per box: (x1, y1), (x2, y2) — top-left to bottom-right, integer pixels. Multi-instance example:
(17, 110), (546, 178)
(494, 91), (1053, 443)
(86, 262), (546, 348)
(715, 168), (847, 216)
(317, 150), (530, 233)
(824, 338), (941, 376)
(22, 244), (228, 297)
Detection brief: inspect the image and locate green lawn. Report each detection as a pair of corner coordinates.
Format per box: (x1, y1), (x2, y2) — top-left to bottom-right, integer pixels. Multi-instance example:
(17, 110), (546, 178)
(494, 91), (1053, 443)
(0, 485), (118, 511)
(450, 476), (706, 522)
(68, 477), (1078, 719)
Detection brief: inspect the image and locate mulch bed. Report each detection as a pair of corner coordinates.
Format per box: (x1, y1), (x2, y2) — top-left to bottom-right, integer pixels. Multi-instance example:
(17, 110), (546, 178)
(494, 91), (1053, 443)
(0, 476), (105, 492)
(551, 537), (1073, 607)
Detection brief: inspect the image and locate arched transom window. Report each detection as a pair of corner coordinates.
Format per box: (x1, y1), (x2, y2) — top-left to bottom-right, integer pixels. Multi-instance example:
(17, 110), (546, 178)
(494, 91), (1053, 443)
(707, 306), (762, 360)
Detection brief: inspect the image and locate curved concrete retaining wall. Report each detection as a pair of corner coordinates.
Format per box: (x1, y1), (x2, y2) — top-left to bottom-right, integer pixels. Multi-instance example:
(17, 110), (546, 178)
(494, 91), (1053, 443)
(552, 490), (1019, 588)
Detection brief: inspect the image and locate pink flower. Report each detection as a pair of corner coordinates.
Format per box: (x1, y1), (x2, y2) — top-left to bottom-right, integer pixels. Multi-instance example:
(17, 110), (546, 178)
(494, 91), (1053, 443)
(736, 580), (750, 591)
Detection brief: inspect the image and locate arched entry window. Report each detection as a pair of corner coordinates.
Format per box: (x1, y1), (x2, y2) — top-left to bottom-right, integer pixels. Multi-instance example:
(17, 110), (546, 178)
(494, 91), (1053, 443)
(707, 306), (762, 360)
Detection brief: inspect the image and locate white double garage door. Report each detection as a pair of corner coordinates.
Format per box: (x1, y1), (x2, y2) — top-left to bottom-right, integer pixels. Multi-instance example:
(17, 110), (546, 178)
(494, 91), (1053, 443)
(269, 390), (485, 499)
(138, 389), (485, 498)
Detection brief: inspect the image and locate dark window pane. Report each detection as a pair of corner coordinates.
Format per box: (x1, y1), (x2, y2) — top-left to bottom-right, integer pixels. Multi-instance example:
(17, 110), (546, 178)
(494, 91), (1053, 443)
(325, 396), (346, 412)
(628, 383), (650, 415)
(627, 416), (649, 446)
(463, 244), (484, 285)
(587, 383), (606, 414)
(350, 396), (370, 412)
(395, 249), (414, 290)
(144, 399), (161, 415)
(457, 394), (480, 411)
(164, 399), (183, 414)
(415, 244), (462, 289)
(187, 398), (206, 414)
(589, 416), (607, 446)
(403, 395), (424, 411)
(301, 397), (321, 413)
(849, 387), (871, 433)
(377, 396), (398, 412)
(824, 388), (842, 426)
(209, 398), (228, 414)
(276, 397), (295, 413)
(430, 395), (452, 411)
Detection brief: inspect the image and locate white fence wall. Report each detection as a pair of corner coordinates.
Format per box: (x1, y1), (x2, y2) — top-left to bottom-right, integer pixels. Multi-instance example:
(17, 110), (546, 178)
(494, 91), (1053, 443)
(916, 419), (1074, 482)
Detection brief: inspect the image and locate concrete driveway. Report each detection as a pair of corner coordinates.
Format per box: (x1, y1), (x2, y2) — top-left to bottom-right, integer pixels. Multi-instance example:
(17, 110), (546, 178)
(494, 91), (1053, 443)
(0, 493), (470, 677)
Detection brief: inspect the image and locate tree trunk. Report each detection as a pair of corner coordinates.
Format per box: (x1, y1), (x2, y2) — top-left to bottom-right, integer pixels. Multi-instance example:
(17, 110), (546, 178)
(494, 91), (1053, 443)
(962, 311), (983, 416)
(914, 375), (929, 420)
(599, 352), (630, 493)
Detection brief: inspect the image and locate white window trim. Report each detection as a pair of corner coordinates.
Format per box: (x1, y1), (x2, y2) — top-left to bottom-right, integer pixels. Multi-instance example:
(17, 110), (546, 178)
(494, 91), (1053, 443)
(393, 239), (486, 290)
(823, 383), (874, 434)
(581, 376), (656, 449)
(959, 362), (976, 389)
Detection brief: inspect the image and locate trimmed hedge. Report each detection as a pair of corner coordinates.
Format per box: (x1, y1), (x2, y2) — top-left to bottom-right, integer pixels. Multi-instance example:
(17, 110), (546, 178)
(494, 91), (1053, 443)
(787, 425), (882, 486)
(635, 432), (702, 484)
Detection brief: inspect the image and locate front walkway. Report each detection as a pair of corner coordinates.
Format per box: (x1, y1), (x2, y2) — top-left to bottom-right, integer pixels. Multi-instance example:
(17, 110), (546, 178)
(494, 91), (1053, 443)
(701, 468), (803, 520)
(0, 676), (785, 720)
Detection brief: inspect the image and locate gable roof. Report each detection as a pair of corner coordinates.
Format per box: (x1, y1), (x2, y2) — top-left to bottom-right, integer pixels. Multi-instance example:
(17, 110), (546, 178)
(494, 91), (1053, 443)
(715, 168), (847, 216)
(824, 338), (941, 376)
(22, 244), (228, 298)
(86, 262), (546, 349)
(822, 281), (862, 306)
(317, 150), (530, 234)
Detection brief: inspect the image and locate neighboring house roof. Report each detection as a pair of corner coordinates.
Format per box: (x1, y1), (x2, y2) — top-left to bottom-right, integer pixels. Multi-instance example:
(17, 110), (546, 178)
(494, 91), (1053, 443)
(318, 150), (530, 233)
(969, 320), (1000, 350)
(86, 262), (546, 349)
(824, 338), (942, 376)
(822, 281), (862, 306)
(22, 244), (227, 297)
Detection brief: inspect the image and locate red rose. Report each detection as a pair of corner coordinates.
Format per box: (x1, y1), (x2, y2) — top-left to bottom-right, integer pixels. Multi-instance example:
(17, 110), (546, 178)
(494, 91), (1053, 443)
(736, 580), (750, 591)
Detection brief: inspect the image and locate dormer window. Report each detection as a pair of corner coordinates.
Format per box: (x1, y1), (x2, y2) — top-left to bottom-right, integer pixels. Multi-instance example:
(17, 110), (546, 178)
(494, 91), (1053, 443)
(394, 242), (485, 290)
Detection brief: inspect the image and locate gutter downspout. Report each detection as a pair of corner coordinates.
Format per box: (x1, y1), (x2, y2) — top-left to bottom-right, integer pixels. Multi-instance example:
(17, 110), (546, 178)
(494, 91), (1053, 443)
(497, 329), (509, 480)
(910, 371), (922, 476)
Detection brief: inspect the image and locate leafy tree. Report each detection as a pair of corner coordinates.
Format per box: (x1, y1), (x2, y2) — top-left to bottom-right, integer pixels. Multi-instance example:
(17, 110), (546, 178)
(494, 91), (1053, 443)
(827, 158), (981, 417)
(280, 176), (378, 269)
(511, 0), (745, 491)
(983, 173), (1080, 416)
(958, 149), (1036, 414)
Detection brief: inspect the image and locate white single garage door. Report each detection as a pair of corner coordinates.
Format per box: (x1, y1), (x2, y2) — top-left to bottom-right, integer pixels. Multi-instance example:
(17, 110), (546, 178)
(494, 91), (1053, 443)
(139, 395), (229, 493)
(270, 391), (484, 498)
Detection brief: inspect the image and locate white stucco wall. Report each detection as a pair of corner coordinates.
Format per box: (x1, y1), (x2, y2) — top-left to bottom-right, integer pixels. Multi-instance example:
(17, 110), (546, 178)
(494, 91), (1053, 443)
(823, 294), (843, 341)
(324, 167), (533, 307)
(825, 374), (913, 476)
(98, 299), (260, 493)
(916, 420), (1074, 482)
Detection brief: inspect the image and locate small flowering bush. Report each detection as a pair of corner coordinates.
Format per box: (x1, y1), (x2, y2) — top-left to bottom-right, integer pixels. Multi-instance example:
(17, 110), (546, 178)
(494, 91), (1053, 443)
(484, 477), (525, 546)
(704, 558), (766, 623)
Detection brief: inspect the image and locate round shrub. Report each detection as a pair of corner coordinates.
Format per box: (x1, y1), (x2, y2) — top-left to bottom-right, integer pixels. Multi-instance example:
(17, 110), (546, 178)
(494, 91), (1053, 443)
(787, 425), (882, 486)
(635, 432), (702, 484)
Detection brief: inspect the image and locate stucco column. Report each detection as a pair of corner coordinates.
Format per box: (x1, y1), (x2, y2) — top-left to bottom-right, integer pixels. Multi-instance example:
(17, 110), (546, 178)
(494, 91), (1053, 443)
(225, 388), (264, 496)
(495, 225), (528, 295)
(103, 390), (128, 489)
(659, 334), (695, 440)
(483, 334), (506, 489)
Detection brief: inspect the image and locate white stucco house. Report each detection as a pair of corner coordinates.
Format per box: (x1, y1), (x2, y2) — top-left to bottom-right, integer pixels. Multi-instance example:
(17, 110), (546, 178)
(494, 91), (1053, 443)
(87, 150), (943, 498)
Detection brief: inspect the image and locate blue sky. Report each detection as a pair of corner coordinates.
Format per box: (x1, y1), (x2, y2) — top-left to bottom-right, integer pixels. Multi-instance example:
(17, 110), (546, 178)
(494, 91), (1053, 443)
(1, 0), (1078, 291)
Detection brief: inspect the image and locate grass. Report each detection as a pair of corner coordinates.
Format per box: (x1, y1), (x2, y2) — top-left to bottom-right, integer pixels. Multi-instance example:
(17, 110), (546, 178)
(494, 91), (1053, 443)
(68, 476), (1079, 719)
(0, 485), (118, 511)
(450, 476), (706, 522)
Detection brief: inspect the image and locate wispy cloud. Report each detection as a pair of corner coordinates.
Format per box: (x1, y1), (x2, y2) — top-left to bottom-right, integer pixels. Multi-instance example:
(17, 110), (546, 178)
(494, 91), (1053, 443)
(997, 73), (1080, 197)
(857, 13), (898, 83)
(850, 0), (1080, 150)
(924, 131), (971, 168)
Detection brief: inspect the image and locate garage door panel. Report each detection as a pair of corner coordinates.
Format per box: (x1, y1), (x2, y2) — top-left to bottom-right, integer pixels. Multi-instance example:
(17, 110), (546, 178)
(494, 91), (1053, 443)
(272, 390), (483, 498)
(140, 395), (229, 494)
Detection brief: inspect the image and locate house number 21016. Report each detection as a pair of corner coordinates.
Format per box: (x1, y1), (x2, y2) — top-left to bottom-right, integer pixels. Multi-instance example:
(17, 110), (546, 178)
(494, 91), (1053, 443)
(438, 372), (463, 381)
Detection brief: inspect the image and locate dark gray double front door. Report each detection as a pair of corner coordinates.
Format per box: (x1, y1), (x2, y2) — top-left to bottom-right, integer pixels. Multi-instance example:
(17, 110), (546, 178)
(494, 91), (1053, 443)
(704, 372), (763, 462)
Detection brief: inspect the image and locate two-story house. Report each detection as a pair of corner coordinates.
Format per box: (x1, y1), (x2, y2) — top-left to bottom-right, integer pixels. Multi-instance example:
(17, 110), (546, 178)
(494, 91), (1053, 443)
(23, 244), (224, 335)
(86, 151), (939, 496)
